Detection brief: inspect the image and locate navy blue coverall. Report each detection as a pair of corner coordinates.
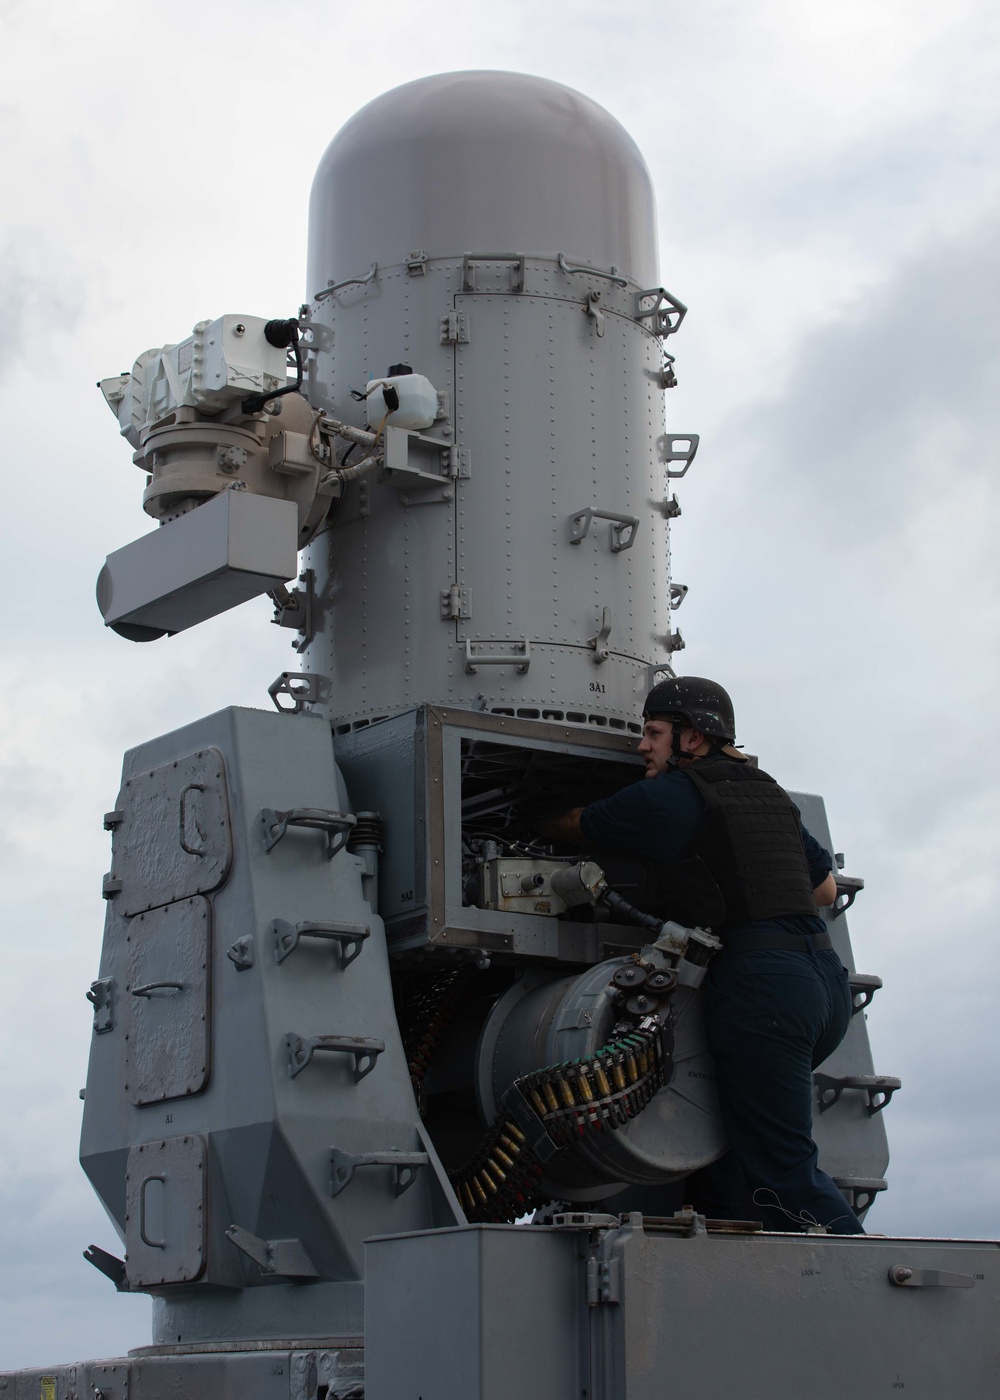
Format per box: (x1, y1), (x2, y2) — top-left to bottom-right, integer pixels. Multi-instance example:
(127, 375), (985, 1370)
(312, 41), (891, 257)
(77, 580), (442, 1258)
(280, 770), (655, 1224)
(580, 766), (864, 1234)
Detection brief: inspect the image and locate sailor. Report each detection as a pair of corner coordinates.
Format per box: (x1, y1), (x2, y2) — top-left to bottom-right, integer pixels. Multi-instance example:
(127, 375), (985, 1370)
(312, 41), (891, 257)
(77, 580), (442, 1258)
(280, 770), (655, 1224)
(542, 676), (864, 1234)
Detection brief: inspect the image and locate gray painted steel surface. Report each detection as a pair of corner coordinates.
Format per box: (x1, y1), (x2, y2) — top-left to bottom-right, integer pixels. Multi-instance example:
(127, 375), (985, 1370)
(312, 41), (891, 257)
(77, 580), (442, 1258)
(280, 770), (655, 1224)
(366, 1220), (1000, 1400)
(301, 71), (683, 728)
(80, 707), (461, 1338)
(794, 790), (891, 1195)
(307, 72), (660, 306)
(1, 1348), (364, 1400)
(98, 490), (299, 636)
(5, 67), (980, 1400)
(123, 899), (211, 1105)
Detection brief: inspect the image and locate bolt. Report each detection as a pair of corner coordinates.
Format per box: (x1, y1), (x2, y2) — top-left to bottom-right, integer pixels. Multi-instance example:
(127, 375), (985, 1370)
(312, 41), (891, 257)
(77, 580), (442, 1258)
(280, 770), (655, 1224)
(891, 1266), (913, 1283)
(234, 323), (246, 335)
(218, 446), (248, 473)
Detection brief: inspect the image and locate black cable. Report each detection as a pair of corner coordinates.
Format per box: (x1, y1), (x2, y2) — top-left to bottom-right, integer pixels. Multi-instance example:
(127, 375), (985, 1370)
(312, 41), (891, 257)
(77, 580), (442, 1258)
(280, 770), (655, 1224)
(242, 318), (304, 414)
(602, 889), (664, 934)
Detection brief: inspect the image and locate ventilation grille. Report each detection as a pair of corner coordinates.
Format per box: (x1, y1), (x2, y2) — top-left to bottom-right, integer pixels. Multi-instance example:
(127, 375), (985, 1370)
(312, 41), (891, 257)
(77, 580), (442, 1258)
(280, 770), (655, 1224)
(489, 706), (640, 734)
(334, 709), (641, 736)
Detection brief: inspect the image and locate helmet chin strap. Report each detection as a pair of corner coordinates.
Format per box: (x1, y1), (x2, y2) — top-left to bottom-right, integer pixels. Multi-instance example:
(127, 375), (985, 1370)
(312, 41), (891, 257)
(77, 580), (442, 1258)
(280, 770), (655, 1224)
(665, 717), (688, 769)
(663, 717), (726, 769)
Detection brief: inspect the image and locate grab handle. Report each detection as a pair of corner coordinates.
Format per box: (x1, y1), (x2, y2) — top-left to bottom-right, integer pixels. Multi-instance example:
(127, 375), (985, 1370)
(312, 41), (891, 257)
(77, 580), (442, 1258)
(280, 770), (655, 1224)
(139, 1175), (166, 1248)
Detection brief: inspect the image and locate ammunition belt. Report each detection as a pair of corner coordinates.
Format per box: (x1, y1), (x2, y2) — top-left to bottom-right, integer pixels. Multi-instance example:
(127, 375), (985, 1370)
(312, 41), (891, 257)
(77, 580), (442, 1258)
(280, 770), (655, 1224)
(451, 1021), (670, 1224)
(397, 966), (478, 1088)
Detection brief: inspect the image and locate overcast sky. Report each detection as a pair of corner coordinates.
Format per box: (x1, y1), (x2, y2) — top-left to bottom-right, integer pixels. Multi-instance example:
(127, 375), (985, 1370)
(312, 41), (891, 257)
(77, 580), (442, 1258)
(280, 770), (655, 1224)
(2, 0), (999, 1371)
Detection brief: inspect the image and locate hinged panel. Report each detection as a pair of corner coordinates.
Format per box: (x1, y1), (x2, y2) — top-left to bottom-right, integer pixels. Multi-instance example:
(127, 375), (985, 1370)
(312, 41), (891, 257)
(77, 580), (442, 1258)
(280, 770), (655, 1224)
(111, 748), (232, 916)
(454, 294), (671, 658)
(124, 897), (211, 1105)
(124, 1134), (207, 1288)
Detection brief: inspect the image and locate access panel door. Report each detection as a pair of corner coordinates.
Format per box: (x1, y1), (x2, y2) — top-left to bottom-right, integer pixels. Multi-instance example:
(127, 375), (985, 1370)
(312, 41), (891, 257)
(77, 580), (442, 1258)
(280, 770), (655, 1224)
(124, 895), (211, 1106)
(453, 292), (670, 664)
(125, 1133), (207, 1287)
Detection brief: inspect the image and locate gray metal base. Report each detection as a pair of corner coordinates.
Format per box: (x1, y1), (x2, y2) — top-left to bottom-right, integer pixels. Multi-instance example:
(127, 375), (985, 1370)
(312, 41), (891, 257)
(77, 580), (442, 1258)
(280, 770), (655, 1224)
(0, 1345), (363, 1400)
(366, 1217), (999, 1400)
(6, 1215), (998, 1398)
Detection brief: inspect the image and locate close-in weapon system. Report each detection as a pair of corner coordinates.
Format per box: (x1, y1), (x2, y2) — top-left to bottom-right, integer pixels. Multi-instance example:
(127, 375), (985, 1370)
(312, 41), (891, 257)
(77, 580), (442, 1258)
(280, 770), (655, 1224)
(6, 69), (995, 1400)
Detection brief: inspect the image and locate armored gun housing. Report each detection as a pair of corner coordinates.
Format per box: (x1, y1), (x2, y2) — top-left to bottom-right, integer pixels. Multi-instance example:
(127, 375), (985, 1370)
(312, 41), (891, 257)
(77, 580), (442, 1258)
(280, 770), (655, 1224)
(5, 70), (997, 1400)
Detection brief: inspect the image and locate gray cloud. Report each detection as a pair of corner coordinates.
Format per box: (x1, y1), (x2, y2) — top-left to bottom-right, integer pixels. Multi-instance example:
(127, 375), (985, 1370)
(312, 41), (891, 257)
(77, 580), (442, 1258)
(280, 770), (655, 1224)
(0, 230), (83, 377)
(753, 223), (1000, 497)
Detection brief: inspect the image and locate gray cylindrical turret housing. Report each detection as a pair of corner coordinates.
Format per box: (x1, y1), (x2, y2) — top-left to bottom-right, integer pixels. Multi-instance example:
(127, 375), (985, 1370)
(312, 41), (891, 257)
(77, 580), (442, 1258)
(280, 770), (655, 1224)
(301, 70), (683, 733)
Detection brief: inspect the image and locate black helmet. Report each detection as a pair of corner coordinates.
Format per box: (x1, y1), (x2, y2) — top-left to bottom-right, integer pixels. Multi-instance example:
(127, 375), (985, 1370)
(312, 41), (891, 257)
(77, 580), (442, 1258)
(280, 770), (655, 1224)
(643, 675), (736, 744)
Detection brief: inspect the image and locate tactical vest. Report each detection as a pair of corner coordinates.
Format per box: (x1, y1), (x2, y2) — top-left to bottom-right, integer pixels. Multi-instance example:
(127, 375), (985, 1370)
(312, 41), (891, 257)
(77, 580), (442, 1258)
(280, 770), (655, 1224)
(648, 753), (819, 932)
